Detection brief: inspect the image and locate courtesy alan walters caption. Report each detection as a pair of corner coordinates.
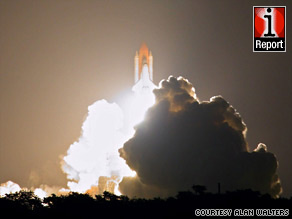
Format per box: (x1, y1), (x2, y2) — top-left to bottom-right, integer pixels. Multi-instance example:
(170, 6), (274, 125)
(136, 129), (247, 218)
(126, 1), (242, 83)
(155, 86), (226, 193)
(195, 209), (289, 216)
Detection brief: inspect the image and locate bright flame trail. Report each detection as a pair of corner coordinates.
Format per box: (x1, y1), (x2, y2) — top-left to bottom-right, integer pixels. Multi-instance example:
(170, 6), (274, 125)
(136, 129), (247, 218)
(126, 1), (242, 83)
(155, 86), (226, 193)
(62, 86), (155, 195)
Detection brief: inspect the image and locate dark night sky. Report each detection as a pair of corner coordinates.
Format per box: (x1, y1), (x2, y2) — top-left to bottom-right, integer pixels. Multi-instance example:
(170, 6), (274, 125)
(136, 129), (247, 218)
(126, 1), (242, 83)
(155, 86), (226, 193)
(0, 0), (291, 196)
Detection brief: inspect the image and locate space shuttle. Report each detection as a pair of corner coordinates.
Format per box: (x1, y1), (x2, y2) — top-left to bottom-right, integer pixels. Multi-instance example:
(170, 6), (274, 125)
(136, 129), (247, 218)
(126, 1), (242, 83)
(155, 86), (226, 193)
(132, 43), (156, 94)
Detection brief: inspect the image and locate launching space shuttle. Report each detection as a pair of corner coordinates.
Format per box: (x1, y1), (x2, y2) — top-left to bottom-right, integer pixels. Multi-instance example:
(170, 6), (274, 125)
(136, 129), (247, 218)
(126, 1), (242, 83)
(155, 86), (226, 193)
(132, 43), (156, 94)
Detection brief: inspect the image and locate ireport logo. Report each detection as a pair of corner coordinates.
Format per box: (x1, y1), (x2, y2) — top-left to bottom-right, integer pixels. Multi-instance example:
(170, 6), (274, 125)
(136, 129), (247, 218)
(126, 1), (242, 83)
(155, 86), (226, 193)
(253, 6), (286, 52)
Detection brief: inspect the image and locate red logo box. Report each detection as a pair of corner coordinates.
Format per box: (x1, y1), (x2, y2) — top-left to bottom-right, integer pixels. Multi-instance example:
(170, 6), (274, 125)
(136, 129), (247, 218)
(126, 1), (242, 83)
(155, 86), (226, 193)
(253, 6), (286, 52)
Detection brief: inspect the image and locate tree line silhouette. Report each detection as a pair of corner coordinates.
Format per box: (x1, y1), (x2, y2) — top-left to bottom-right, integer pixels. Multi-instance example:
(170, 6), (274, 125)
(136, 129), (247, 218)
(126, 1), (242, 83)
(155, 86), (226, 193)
(0, 185), (291, 218)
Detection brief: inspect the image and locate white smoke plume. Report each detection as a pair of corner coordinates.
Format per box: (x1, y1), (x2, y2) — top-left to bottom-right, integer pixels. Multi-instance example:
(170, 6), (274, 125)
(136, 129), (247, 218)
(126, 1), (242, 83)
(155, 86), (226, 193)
(0, 181), (21, 197)
(61, 87), (155, 195)
(0, 181), (49, 200)
(33, 188), (47, 199)
(0, 82), (155, 198)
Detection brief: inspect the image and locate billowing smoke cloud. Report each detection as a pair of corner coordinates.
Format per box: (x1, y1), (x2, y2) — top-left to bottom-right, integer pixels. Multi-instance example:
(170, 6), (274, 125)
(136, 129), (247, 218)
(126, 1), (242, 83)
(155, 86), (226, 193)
(62, 100), (134, 194)
(0, 181), (21, 197)
(0, 181), (51, 199)
(119, 76), (281, 198)
(1, 75), (281, 199)
(62, 89), (155, 194)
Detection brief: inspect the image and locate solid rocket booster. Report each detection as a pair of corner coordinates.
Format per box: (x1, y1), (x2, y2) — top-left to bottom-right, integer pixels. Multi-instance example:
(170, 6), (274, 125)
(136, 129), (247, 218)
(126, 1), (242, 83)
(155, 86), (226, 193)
(149, 51), (153, 81)
(134, 51), (139, 83)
